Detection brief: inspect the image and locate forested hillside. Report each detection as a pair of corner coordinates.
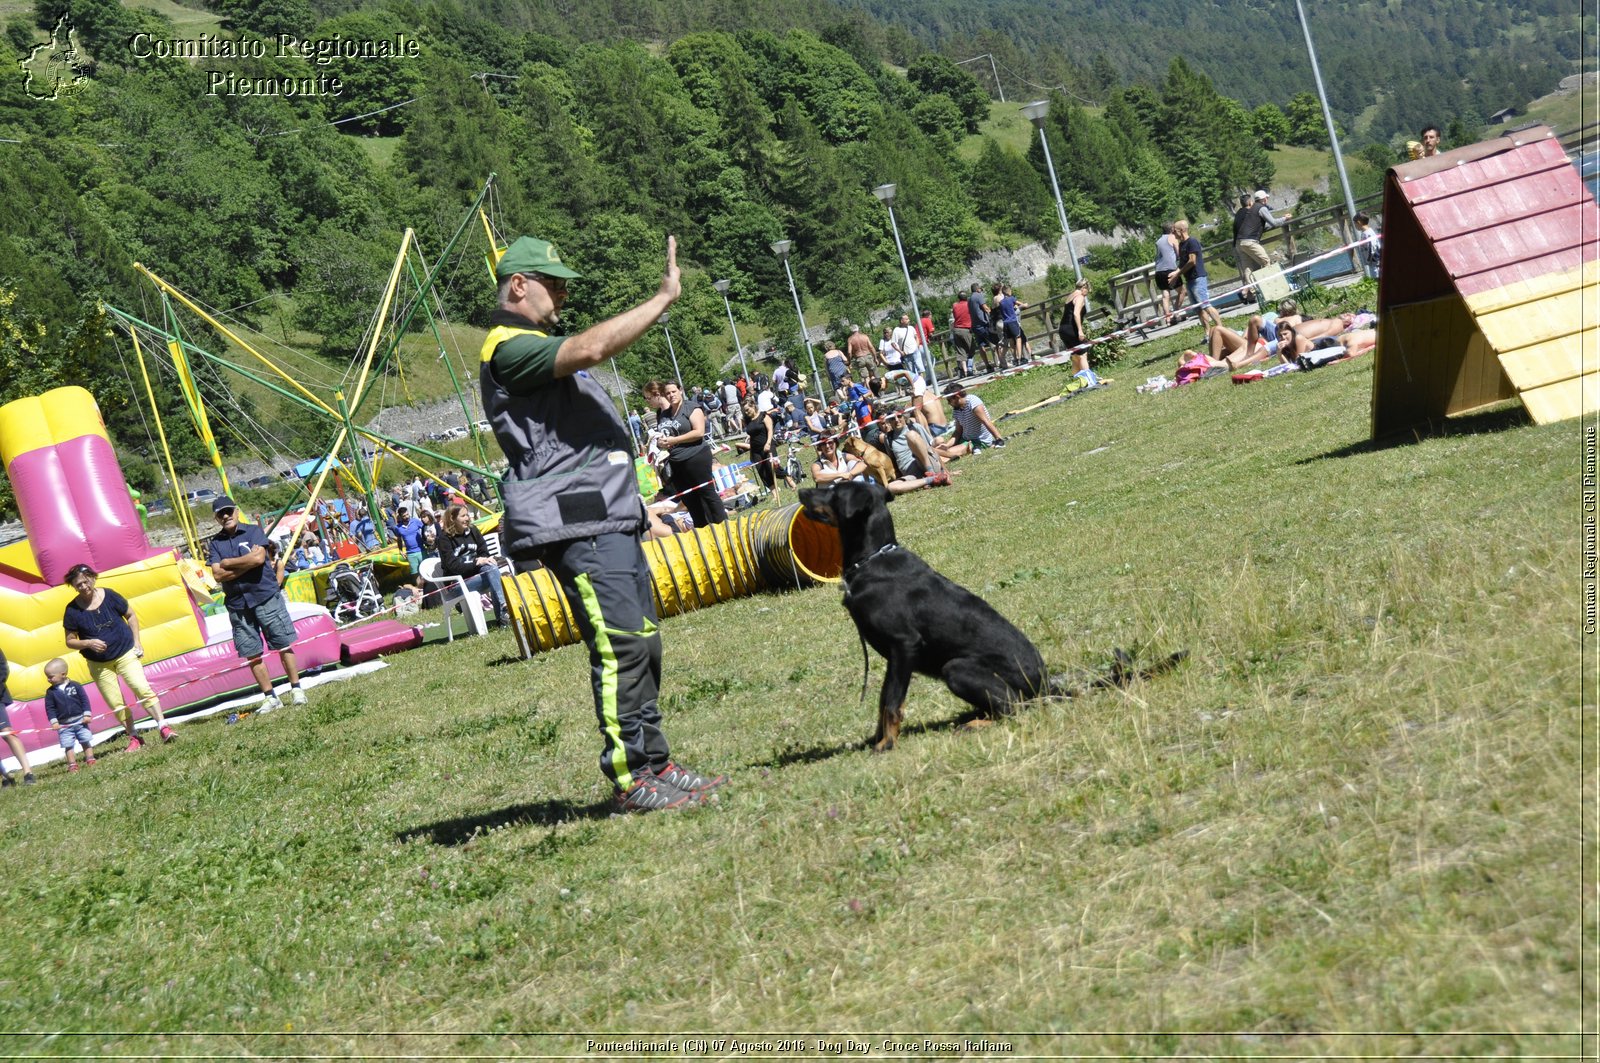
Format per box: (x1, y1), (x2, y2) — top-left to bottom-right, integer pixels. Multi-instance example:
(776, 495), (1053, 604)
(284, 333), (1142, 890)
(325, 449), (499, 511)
(0, 0), (1583, 514)
(839, 0), (1582, 141)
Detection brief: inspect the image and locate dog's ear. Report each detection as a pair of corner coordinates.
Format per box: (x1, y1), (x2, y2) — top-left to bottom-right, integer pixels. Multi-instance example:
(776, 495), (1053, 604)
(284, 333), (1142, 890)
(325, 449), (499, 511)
(869, 480), (893, 507)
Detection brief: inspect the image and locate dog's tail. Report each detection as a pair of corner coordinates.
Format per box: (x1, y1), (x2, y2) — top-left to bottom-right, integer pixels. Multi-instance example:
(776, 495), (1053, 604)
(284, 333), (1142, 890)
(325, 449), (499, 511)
(1046, 647), (1188, 698)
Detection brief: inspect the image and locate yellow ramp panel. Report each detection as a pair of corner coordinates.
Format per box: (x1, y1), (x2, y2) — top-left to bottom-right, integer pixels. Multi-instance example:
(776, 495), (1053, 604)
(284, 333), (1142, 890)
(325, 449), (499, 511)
(1496, 333), (1597, 391)
(1462, 259), (1599, 316)
(1461, 260), (1600, 426)
(1519, 372), (1600, 424)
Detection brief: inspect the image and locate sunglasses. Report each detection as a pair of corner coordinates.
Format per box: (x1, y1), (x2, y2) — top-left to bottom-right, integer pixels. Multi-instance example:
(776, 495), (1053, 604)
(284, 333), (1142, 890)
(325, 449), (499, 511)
(533, 275), (568, 295)
(215, 508), (236, 518)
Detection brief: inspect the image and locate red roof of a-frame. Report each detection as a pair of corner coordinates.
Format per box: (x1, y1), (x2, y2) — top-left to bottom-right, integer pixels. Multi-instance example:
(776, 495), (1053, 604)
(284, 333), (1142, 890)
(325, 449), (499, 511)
(1373, 125), (1600, 431)
(1395, 132), (1597, 299)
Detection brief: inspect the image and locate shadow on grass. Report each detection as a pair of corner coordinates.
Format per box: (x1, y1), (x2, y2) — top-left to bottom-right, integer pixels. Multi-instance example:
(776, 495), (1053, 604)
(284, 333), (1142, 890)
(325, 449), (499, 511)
(1297, 403), (1532, 465)
(756, 650), (1189, 769)
(1133, 348), (1183, 369)
(398, 797), (615, 846)
(754, 708), (992, 769)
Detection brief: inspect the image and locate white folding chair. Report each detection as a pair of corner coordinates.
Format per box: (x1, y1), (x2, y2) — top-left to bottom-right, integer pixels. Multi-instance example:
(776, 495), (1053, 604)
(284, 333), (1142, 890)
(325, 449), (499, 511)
(418, 557), (488, 641)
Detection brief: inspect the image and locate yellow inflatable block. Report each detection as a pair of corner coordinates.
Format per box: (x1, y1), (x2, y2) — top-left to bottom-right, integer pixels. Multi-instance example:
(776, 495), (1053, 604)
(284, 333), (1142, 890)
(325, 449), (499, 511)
(0, 552), (204, 701)
(0, 386), (107, 464)
(0, 539), (40, 579)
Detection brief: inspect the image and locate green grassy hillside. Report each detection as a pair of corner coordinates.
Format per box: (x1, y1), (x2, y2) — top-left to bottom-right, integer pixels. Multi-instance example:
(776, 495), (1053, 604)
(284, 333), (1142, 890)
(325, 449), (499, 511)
(0, 294), (1583, 1051)
(1522, 77), (1599, 136)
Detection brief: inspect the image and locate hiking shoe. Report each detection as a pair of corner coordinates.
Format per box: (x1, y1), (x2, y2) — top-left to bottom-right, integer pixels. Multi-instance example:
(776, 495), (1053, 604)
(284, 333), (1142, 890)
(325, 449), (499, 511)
(159, 725), (176, 744)
(289, 688), (308, 707)
(656, 761), (727, 795)
(257, 694), (282, 714)
(615, 773), (697, 813)
(126, 736), (143, 753)
(1, 773), (14, 788)
(21, 773), (35, 785)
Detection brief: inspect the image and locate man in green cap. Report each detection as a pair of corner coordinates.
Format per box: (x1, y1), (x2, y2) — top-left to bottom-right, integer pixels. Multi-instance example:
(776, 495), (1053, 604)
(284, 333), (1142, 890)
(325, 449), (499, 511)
(480, 234), (725, 813)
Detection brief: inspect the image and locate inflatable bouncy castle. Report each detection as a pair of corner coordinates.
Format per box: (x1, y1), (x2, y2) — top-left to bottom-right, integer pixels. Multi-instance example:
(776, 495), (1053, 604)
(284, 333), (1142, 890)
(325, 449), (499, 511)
(0, 387), (343, 759)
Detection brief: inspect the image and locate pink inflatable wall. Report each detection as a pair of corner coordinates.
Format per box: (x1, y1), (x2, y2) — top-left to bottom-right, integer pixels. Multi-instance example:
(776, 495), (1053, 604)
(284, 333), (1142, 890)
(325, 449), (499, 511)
(11, 427), (156, 584)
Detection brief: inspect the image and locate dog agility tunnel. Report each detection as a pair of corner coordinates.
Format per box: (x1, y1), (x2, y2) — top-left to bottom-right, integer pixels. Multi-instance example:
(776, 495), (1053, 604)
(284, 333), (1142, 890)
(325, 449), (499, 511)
(502, 502), (842, 653)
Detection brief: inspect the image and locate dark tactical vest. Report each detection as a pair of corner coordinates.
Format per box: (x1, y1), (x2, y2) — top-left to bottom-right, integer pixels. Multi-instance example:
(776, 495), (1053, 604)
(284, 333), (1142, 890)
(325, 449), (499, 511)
(480, 325), (642, 556)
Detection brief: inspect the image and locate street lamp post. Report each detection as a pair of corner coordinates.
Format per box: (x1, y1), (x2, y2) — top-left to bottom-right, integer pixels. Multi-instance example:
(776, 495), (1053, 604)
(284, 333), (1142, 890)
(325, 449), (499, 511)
(1293, 0), (1359, 227)
(712, 279), (752, 385)
(1021, 99), (1083, 284)
(657, 312), (684, 394)
(870, 183), (940, 396)
(770, 239), (823, 405)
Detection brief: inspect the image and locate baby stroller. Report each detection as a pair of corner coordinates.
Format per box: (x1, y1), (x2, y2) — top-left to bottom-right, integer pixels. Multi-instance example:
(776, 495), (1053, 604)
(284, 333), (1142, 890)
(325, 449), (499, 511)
(324, 561), (383, 623)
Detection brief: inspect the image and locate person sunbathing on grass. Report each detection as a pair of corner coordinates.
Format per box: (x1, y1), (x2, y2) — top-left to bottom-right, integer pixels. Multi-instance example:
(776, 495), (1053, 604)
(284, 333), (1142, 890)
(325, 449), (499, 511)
(1204, 300), (1309, 371)
(1275, 320), (1378, 364)
(1213, 309), (1373, 370)
(1207, 323), (1275, 369)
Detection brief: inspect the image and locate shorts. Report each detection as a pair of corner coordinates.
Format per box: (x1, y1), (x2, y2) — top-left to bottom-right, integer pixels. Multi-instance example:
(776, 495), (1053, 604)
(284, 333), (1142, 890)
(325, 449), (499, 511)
(1155, 270), (1181, 292)
(1003, 320), (1022, 339)
(0, 703), (11, 733)
(952, 328), (973, 356)
(57, 721), (92, 751)
(228, 593), (297, 660)
(1186, 276), (1211, 305)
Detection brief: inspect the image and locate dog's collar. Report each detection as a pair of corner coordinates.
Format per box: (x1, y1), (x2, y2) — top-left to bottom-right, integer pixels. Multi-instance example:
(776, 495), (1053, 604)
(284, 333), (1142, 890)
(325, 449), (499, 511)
(844, 542), (899, 581)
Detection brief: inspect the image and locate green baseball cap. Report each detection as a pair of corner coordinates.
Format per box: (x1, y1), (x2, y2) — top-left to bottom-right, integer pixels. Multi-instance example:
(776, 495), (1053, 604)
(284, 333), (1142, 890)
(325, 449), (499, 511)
(495, 236), (582, 281)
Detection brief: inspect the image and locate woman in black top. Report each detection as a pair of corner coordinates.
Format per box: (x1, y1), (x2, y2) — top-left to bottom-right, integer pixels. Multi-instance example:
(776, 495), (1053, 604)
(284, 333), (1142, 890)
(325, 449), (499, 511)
(1058, 277), (1091, 374)
(61, 563), (176, 749)
(742, 401), (779, 492)
(435, 504), (509, 627)
(646, 380), (727, 527)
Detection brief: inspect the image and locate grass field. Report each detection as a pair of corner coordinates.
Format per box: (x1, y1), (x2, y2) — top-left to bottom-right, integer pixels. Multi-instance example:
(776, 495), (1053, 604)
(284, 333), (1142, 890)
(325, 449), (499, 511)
(357, 135), (404, 172)
(0, 288), (1588, 1055)
(1266, 144), (1336, 192)
(0, 0), (223, 41)
(1522, 78), (1599, 137)
(960, 101), (1033, 163)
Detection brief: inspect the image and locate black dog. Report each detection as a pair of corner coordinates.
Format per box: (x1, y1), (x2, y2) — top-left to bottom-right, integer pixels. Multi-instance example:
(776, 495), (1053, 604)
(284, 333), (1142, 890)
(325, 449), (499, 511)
(800, 480), (1184, 751)
(797, 481), (1078, 751)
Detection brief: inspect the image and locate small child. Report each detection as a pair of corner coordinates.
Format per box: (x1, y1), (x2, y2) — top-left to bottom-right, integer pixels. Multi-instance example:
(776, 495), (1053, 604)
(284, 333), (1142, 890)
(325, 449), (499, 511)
(43, 659), (96, 772)
(1354, 212), (1381, 280)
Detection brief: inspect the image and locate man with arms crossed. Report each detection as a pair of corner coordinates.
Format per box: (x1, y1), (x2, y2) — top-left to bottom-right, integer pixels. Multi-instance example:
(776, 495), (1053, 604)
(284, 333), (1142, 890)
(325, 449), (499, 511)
(208, 497), (306, 712)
